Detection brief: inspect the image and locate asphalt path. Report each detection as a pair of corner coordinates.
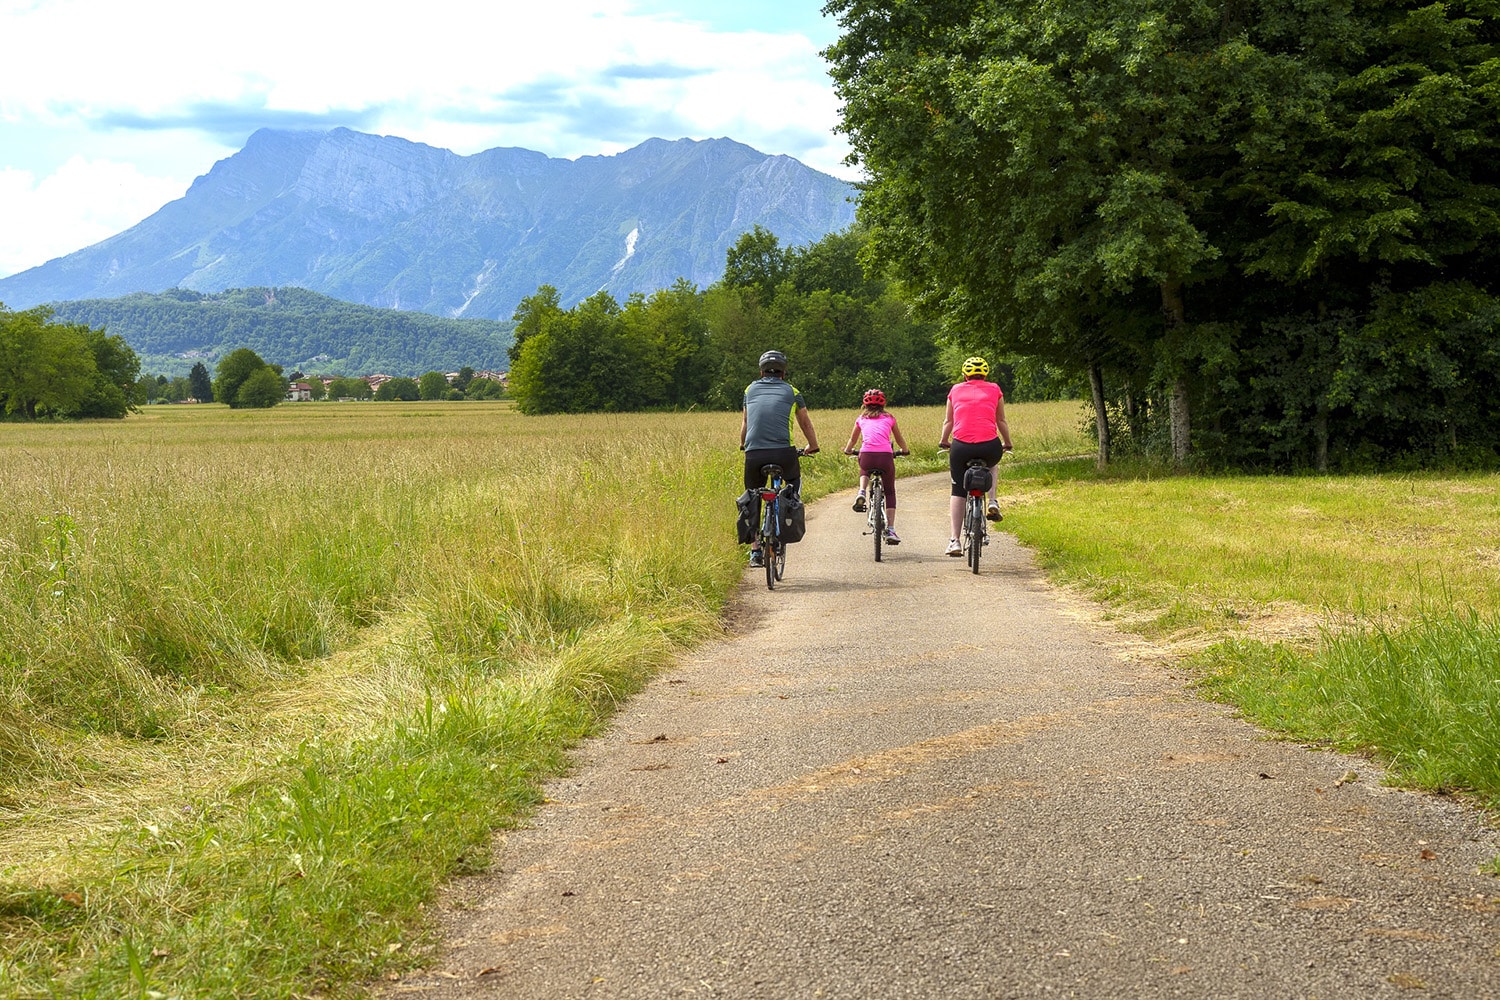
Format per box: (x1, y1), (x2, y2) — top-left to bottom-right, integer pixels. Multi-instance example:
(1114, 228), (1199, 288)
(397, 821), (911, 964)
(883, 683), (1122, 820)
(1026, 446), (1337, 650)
(387, 472), (1500, 999)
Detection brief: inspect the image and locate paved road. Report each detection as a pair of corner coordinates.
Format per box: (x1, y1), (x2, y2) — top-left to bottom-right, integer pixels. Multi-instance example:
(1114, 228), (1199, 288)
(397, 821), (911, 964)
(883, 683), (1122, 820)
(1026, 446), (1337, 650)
(388, 473), (1500, 999)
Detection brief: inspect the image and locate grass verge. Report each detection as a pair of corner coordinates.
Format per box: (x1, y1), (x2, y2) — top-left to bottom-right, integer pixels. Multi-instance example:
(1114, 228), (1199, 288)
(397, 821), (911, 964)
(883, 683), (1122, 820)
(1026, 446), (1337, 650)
(998, 449), (1500, 821)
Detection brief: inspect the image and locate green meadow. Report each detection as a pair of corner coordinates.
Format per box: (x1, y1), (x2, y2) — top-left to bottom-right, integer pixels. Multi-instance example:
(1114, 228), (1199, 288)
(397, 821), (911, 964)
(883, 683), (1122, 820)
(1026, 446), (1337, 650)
(1, 400), (1497, 997)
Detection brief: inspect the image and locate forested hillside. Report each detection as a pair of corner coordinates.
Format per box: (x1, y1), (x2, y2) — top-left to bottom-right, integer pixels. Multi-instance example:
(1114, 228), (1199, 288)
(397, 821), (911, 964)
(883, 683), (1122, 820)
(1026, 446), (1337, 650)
(48, 287), (514, 377)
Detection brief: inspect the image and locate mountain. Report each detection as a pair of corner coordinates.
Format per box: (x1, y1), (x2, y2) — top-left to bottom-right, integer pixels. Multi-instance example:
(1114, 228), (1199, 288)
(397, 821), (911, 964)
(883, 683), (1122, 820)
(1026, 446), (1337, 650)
(0, 129), (860, 318)
(47, 286), (513, 377)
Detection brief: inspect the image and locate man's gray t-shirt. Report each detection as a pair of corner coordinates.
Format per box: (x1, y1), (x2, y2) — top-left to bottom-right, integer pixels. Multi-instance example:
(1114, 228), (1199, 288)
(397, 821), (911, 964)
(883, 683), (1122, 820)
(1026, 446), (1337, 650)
(743, 378), (806, 451)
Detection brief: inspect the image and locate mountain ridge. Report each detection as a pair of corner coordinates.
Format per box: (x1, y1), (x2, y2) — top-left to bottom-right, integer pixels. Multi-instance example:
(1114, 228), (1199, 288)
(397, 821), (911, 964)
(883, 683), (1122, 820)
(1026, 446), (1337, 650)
(0, 129), (858, 318)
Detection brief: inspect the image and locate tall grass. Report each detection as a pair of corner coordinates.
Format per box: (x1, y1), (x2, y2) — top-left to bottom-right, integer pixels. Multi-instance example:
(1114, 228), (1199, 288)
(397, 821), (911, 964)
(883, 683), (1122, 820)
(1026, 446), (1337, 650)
(0, 403), (756, 997)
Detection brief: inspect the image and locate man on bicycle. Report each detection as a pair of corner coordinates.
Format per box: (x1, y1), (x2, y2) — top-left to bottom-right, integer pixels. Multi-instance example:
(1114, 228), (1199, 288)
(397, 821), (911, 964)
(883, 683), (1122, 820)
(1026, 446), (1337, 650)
(741, 350), (820, 567)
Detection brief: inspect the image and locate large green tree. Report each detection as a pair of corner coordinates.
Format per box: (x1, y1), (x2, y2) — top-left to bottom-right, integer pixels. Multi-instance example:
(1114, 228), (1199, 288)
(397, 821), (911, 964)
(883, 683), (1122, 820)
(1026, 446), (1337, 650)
(418, 371), (449, 400)
(824, 0), (1500, 469)
(213, 348), (273, 407)
(0, 305), (138, 420)
(235, 366), (288, 408)
(509, 285), (564, 366)
(76, 327), (142, 418)
(510, 292), (657, 414)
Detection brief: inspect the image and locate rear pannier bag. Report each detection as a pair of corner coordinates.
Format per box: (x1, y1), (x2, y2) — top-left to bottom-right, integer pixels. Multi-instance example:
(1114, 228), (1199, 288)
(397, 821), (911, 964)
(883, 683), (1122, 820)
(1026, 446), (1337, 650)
(735, 491), (755, 544)
(963, 466), (993, 494)
(778, 486), (806, 543)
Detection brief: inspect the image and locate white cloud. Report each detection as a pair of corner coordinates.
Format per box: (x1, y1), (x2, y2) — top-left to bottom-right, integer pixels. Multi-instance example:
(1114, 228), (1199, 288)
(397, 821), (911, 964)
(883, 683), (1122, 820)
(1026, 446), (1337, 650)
(0, 0), (857, 276)
(0, 159), (186, 278)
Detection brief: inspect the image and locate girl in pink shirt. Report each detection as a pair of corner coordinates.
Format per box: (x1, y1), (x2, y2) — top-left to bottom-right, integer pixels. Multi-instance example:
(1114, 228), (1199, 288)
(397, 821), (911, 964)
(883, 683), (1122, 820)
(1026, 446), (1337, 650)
(842, 389), (910, 544)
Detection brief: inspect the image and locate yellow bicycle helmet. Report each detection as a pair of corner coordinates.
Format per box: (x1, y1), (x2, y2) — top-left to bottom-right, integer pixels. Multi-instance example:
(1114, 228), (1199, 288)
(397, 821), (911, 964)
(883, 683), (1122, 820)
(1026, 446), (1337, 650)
(961, 356), (989, 378)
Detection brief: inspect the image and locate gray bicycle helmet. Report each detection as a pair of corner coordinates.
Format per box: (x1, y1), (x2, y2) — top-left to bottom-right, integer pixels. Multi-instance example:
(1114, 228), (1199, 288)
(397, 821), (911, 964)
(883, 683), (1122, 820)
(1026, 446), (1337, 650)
(758, 349), (788, 374)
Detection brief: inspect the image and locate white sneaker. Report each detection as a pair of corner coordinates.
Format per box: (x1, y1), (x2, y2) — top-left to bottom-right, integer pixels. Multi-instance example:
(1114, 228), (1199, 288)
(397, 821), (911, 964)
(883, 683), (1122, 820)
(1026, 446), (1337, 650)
(945, 538), (962, 557)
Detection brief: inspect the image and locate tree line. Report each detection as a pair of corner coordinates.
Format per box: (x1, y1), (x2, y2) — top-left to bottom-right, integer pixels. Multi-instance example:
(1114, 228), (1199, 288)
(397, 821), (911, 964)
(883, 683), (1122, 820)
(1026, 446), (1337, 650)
(508, 226), (994, 415)
(824, 0), (1500, 469)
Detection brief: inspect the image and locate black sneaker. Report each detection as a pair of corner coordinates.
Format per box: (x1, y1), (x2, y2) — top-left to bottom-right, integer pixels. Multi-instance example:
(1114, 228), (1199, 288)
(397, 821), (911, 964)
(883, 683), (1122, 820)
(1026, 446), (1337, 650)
(852, 494), (867, 512)
(986, 500), (1002, 522)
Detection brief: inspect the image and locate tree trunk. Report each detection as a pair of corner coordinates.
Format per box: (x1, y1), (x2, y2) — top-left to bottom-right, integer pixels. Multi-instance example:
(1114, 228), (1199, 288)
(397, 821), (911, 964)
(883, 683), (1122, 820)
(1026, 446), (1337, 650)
(1169, 378), (1190, 463)
(1122, 382), (1141, 442)
(1088, 360), (1110, 470)
(1313, 404), (1329, 473)
(1160, 279), (1190, 464)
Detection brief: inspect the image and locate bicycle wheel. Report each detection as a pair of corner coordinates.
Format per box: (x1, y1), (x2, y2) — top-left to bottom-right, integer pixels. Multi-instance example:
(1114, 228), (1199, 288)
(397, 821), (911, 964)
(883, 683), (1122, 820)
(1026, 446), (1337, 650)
(760, 500), (777, 590)
(871, 479), (885, 562)
(967, 498), (983, 574)
(773, 536), (786, 581)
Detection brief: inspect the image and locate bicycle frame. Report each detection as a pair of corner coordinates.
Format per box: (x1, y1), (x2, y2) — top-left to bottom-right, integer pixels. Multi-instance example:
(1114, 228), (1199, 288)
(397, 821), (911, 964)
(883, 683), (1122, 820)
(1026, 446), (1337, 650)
(757, 465), (788, 590)
(864, 467), (887, 562)
(961, 458), (989, 574)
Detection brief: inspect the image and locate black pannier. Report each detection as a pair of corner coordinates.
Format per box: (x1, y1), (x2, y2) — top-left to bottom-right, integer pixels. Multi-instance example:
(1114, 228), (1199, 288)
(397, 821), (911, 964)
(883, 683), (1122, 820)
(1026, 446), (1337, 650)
(963, 465), (993, 494)
(778, 485), (806, 543)
(735, 491), (755, 544)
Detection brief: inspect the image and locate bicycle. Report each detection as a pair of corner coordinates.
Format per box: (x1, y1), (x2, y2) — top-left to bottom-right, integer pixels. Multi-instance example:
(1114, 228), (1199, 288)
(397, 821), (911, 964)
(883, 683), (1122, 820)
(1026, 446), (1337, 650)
(847, 448), (908, 562)
(940, 447), (998, 574)
(753, 450), (807, 590)
(959, 457), (990, 574)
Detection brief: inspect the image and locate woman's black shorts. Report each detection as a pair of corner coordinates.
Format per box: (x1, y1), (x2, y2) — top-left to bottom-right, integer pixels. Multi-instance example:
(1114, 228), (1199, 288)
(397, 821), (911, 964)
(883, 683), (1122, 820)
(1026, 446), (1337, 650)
(948, 438), (1005, 497)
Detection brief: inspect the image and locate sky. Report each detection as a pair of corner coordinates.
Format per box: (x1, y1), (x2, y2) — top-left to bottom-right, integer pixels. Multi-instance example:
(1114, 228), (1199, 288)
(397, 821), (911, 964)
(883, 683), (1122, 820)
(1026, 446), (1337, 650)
(0, 0), (857, 280)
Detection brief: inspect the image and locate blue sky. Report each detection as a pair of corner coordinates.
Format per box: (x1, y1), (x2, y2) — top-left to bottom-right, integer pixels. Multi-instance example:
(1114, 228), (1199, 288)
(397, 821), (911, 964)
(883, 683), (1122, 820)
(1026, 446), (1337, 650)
(0, 0), (855, 279)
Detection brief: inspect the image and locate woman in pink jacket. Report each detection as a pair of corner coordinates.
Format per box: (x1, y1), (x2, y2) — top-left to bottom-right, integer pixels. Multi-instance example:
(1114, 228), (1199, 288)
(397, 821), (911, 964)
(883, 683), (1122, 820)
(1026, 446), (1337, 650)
(937, 357), (1013, 557)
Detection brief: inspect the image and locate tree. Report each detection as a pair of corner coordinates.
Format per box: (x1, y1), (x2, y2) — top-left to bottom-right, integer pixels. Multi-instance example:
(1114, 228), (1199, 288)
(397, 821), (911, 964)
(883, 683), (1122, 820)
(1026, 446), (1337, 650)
(0, 306), (97, 418)
(235, 366), (286, 408)
(328, 377), (372, 400)
(465, 376), (503, 400)
(188, 361), (213, 403)
(213, 348), (271, 407)
(621, 279), (713, 407)
(375, 377), (420, 401)
(75, 326), (142, 418)
(305, 377), (326, 401)
(418, 371), (449, 400)
(510, 285), (564, 365)
(723, 225), (791, 300)
(826, 0), (1500, 469)
(510, 292), (661, 413)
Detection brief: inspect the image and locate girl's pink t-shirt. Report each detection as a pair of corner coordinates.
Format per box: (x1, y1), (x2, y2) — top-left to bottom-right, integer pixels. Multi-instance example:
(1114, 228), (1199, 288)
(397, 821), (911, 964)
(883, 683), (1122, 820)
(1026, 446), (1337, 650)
(856, 412), (896, 452)
(948, 379), (1003, 442)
